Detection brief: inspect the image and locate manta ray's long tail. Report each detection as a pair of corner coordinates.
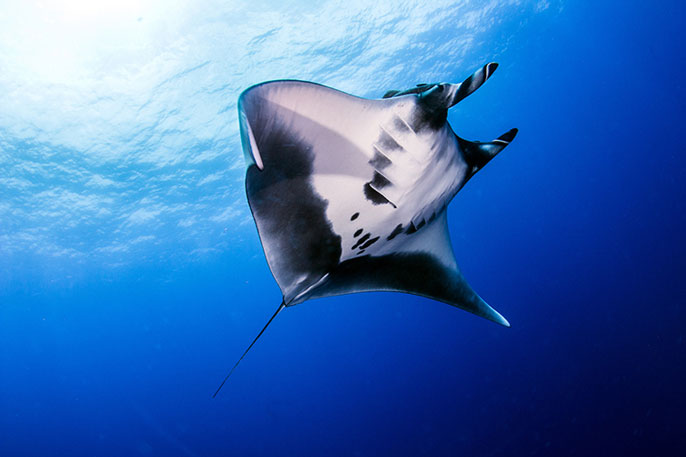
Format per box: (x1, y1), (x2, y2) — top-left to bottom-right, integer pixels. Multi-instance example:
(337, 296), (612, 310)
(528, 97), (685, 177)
(212, 300), (286, 398)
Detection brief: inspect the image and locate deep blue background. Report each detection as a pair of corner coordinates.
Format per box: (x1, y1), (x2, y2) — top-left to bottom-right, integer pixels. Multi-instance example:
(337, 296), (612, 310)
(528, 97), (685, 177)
(1, 2), (684, 456)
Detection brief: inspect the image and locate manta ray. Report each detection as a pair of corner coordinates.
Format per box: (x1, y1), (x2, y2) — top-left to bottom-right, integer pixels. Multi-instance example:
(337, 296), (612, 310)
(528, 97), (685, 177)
(213, 63), (517, 397)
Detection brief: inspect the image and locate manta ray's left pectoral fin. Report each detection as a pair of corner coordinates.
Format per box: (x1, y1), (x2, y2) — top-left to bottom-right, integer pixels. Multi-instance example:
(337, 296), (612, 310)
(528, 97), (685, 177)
(458, 128), (518, 177)
(294, 211), (510, 327)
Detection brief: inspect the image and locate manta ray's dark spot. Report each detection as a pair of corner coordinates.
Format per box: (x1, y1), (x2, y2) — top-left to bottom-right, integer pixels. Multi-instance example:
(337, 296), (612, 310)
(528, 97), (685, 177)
(356, 250), (366, 255)
(370, 172), (391, 189)
(245, 110), (341, 294)
(408, 94), (448, 132)
(363, 183), (395, 207)
(412, 107), (448, 132)
(359, 236), (379, 250)
(387, 224), (404, 240)
(354, 229), (363, 237)
(350, 212), (359, 221)
(369, 148), (391, 169)
(378, 130), (402, 151)
(352, 233), (370, 250)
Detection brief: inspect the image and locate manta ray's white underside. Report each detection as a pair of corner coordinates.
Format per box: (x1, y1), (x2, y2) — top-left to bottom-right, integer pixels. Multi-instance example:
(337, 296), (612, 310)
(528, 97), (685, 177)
(213, 63), (518, 397)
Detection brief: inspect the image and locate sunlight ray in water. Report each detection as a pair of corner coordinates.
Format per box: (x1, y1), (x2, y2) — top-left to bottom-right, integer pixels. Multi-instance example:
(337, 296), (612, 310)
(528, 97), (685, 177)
(1, 1), (685, 456)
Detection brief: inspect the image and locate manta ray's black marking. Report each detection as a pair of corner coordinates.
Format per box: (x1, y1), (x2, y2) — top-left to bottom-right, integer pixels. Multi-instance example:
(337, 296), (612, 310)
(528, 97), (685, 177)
(244, 115), (341, 293)
(387, 224), (404, 240)
(370, 172), (391, 189)
(363, 182), (395, 207)
(351, 233), (370, 250)
(304, 252), (483, 309)
(213, 62), (519, 396)
(358, 236), (380, 250)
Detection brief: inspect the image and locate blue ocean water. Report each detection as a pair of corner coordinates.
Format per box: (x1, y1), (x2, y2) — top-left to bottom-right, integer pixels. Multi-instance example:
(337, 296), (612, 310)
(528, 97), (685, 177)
(1, 1), (684, 455)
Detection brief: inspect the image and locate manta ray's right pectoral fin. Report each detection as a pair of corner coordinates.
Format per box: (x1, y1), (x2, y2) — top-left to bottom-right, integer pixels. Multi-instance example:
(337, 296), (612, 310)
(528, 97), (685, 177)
(458, 128), (518, 177)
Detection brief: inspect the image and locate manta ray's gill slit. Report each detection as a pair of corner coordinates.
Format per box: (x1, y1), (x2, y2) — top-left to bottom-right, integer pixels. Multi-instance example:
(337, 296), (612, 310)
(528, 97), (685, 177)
(363, 183), (396, 207)
(392, 115), (414, 135)
(364, 144), (397, 207)
(406, 222), (418, 234)
(354, 229), (363, 237)
(350, 212), (359, 221)
(386, 224), (404, 240)
(369, 146), (392, 169)
(377, 127), (404, 153)
(370, 171), (391, 189)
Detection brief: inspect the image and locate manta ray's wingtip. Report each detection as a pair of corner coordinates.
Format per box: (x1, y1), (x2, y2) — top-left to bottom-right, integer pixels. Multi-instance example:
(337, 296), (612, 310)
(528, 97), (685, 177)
(496, 313), (511, 328)
(486, 62), (499, 75)
(498, 127), (518, 143)
(477, 297), (511, 327)
(483, 305), (511, 328)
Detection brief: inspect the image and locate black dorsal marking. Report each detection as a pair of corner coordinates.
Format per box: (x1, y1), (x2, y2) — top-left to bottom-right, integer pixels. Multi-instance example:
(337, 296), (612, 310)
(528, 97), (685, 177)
(350, 212), (359, 221)
(354, 229), (363, 237)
